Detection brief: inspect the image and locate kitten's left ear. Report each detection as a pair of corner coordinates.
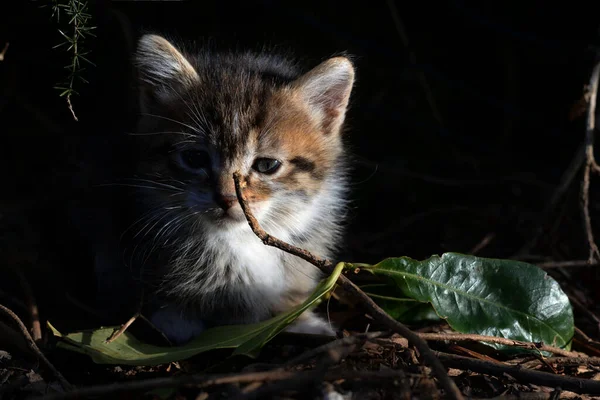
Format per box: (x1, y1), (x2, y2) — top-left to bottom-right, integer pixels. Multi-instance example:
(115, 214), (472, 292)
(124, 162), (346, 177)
(292, 56), (355, 135)
(134, 34), (199, 108)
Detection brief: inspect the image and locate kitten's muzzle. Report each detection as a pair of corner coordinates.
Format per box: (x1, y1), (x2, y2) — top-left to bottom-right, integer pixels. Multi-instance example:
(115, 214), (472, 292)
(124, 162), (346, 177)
(214, 193), (238, 211)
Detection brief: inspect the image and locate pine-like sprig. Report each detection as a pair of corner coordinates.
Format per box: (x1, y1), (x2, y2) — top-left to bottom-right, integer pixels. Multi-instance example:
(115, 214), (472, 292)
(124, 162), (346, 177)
(50, 0), (96, 121)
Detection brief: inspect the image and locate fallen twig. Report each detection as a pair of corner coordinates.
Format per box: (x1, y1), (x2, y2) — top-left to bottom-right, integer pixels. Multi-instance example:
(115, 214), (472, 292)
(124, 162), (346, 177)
(469, 232), (496, 255)
(0, 304), (72, 391)
(581, 61), (600, 263)
(536, 259), (600, 268)
(104, 291), (146, 344)
(515, 143), (586, 258)
(284, 331), (385, 367)
(31, 368), (413, 400)
(15, 268), (42, 342)
(417, 332), (583, 358)
(232, 172), (464, 400)
(0, 42), (9, 61)
(231, 337), (354, 400)
(436, 351), (600, 395)
(523, 356), (600, 368)
(105, 312), (140, 344)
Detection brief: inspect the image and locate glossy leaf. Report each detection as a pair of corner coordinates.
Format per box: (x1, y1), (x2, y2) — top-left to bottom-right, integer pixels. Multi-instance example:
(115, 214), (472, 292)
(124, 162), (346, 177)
(360, 283), (440, 323)
(48, 262), (344, 365)
(363, 253), (574, 349)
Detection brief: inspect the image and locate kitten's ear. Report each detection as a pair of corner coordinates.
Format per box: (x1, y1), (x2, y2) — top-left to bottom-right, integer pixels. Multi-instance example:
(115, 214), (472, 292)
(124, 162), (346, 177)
(292, 56), (355, 135)
(134, 34), (199, 108)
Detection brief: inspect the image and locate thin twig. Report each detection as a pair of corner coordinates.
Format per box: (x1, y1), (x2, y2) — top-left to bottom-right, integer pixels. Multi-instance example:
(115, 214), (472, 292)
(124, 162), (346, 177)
(232, 172), (464, 400)
(417, 332), (582, 358)
(105, 291), (145, 343)
(567, 295), (600, 334)
(0, 42), (9, 61)
(582, 61), (600, 263)
(436, 351), (600, 395)
(105, 312), (140, 344)
(15, 268), (42, 342)
(469, 232), (496, 255)
(66, 96), (78, 122)
(31, 368), (412, 400)
(527, 356), (600, 367)
(231, 339), (353, 400)
(284, 331), (385, 367)
(515, 143), (586, 257)
(536, 259), (600, 268)
(0, 304), (72, 391)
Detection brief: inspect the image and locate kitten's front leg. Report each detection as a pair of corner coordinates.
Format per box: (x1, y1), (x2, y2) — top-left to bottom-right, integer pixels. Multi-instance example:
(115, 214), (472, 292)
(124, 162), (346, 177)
(285, 310), (336, 336)
(149, 305), (207, 345)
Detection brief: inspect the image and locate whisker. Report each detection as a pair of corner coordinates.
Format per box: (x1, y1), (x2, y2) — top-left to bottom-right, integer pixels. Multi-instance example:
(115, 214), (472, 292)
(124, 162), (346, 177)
(96, 182), (184, 193)
(139, 113), (203, 135)
(126, 131), (195, 138)
(123, 178), (185, 192)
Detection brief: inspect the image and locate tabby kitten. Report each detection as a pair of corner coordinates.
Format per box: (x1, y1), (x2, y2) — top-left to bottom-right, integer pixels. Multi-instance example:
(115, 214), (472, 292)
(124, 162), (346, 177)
(119, 34), (354, 344)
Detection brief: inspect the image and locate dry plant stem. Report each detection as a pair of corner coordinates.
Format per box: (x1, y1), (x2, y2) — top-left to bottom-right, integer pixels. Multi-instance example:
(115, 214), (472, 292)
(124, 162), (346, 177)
(15, 268), (42, 342)
(284, 331), (385, 367)
(436, 351), (600, 395)
(568, 295), (600, 332)
(469, 232), (496, 255)
(66, 96), (78, 121)
(0, 304), (72, 391)
(582, 61), (600, 263)
(232, 172), (464, 400)
(33, 369), (412, 400)
(232, 342), (351, 400)
(0, 42), (9, 61)
(105, 291), (145, 343)
(515, 143), (586, 257)
(105, 312), (140, 344)
(417, 332), (581, 358)
(537, 259), (600, 268)
(575, 326), (600, 348)
(532, 356), (600, 367)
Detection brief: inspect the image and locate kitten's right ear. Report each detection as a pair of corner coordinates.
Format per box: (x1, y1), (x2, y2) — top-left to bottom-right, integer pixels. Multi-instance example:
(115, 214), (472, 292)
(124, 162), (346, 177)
(292, 56), (355, 135)
(134, 34), (199, 108)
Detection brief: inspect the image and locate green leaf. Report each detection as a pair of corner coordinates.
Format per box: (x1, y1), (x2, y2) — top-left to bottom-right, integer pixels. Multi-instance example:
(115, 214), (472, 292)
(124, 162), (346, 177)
(360, 283), (440, 323)
(48, 262), (344, 366)
(363, 253), (574, 350)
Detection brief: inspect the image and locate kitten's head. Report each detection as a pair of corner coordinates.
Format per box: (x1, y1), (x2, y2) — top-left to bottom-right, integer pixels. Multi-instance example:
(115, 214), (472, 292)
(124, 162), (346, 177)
(130, 34), (354, 238)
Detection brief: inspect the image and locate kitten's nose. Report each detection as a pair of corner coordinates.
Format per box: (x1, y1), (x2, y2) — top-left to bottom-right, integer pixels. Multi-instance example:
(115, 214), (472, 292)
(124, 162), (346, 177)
(214, 193), (238, 211)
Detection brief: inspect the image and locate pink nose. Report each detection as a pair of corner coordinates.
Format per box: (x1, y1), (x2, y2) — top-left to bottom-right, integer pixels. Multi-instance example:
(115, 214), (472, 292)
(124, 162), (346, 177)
(214, 193), (238, 211)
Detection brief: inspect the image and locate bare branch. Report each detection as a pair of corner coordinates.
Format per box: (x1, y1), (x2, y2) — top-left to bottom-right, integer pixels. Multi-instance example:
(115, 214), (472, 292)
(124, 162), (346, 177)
(232, 172), (464, 400)
(0, 304), (72, 391)
(582, 61), (600, 263)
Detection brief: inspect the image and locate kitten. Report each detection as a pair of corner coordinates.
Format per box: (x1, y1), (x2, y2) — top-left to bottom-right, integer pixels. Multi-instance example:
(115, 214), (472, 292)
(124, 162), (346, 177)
(104, 34), (354, 344)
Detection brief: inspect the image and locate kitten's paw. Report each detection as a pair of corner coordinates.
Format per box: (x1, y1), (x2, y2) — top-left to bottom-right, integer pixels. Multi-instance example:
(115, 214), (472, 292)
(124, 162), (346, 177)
(286, 313), (336, 336)
(149, 305), (206, 345)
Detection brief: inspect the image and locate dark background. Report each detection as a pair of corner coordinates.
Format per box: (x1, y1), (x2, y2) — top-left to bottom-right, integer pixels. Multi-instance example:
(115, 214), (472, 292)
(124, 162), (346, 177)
(1, 1), (600, 322)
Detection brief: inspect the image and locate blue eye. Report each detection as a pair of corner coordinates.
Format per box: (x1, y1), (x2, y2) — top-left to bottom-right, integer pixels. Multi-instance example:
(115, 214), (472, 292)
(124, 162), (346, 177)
(176, 149), (211, 173)
(253, 158), (282, 174)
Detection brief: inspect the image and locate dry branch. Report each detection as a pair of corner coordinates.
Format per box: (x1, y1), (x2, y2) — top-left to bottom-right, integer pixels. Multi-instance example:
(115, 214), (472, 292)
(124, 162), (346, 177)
(436, 351), (600, 395)
(232, 172), (464, 400)
(417, 332), (583, 358)
(0, 42), (9, 61)
(30, 368), (413, 400)
(582, 61), (600, 263)
(0, 304), (72, 391)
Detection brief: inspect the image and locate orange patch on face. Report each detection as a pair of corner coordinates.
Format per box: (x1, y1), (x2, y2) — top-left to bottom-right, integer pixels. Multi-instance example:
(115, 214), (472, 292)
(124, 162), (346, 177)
(244, 174), (272, 203)
(257, 90), (343, 194)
